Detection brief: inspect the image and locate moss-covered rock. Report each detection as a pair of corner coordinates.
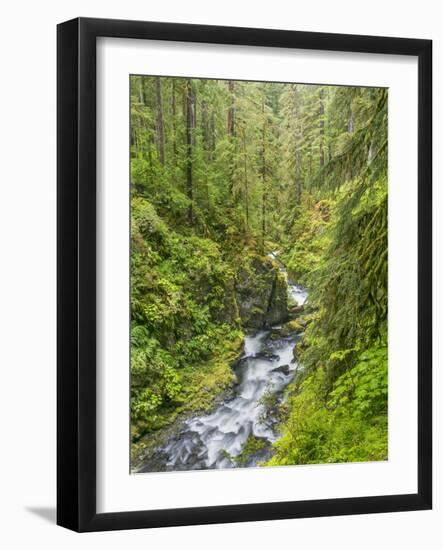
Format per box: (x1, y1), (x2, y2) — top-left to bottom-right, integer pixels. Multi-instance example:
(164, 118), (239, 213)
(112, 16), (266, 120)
(292, 339), (307, 361)
(267, 271), (289, 326)
(288, 304), (304, 317)
(235, 254), (288, 328)
(279, 319), (304, 337)
(233, 435), (267, 466)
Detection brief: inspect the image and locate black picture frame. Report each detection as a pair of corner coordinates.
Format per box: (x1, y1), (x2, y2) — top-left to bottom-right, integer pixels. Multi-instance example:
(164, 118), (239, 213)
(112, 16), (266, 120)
(57, 17), (432, 532)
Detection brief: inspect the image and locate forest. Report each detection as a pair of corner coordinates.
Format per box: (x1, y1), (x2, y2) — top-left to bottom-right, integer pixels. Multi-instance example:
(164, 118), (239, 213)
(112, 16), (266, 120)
(130, 75), (388, 471)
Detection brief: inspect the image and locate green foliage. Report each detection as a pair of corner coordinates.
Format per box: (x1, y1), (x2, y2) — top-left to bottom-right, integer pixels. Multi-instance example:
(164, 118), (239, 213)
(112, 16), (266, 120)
(298, 177), (388, 389)
(282, 199), (332, 283)
(269, 87), (388, 466)
(130, 75), (389, 467)
(268, 341), (388, 465)
(279, 319), (304, 336)
(233, 435), (266, 466)
(329, 343), (388, 418)
(131, 196), (243, 439)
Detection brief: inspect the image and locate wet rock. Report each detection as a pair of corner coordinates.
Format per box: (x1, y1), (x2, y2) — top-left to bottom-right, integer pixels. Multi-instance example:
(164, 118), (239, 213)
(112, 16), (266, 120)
(289, 304), (304, 317)
(137, 450), (170, 472)
(266, 271), (289, 327)
(235, 254), (288, 329)
(272, 364), (291, 376)
(279, 319), (304, 337)
(257, 350), (280, 361)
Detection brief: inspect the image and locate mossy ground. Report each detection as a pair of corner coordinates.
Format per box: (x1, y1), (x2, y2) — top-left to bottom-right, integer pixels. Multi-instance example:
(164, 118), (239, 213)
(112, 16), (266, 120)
(279, 319), (304, 336)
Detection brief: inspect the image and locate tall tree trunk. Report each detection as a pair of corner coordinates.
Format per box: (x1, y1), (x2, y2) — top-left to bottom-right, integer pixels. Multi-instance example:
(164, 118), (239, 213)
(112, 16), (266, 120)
(293, 86), (303, 205)
(155, 77), (165, 165)
(141, 76), (149, 106)
(348, 111), (355, 133)
(171, 79), (177, 166)
(227, 80), (236, 137)
(147, 142), (153, 185)
(241, 127), (249, 232)
(347, 95), (355, 134)
(136, 77), (153, 186)
(346, 100), (355, 180)
(261, 93), (267, 253)
(185, 80), (194, 224)
(202, 100), (210, 159)
(319, 88), (325, 168)
(227, 80), (236, 194)
(296, 150), (302, 204)
(138, 76), (144, 105)
(202, 99), (211, 210)
(209, 111), (216, 161)
(308, 144), (313, 179)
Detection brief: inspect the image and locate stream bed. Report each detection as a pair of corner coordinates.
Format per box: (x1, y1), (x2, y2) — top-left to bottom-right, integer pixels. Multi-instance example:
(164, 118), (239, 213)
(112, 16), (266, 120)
(138, 268), (307, 472)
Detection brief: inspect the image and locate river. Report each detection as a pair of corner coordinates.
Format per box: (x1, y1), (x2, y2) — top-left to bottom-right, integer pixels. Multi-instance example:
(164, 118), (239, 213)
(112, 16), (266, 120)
(138, 261), (307, 472)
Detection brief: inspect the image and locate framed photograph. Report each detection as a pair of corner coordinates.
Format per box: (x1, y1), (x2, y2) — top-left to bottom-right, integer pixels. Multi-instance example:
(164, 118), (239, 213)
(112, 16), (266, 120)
(57, 17), (432, 532)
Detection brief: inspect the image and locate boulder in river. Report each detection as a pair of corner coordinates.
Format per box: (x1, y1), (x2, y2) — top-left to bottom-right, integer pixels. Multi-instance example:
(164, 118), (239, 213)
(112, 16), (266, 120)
(235, 254), (288, 329)
(266, 271), (289, 326)
(289, 304), (304, 317)
(279, 319), (305, 336)
(257, 350), (280, 361)
(272, 364), (291, 376)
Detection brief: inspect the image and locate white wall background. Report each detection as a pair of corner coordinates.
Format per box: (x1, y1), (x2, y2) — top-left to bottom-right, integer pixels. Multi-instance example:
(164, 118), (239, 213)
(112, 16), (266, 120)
(0, 0), (440, 547)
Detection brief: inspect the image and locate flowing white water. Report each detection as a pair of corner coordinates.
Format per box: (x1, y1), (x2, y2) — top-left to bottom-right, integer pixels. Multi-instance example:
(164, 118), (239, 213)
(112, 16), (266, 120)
(289, 284), (308, 306)
(139, 260), (307, 472)
(268, 250), (308, 307)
